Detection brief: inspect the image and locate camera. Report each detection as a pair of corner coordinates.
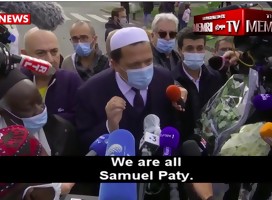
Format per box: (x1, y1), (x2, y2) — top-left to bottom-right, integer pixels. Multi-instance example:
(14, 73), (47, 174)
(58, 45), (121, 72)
(0, 25), (14, 45)
(0, 25), (15, 75)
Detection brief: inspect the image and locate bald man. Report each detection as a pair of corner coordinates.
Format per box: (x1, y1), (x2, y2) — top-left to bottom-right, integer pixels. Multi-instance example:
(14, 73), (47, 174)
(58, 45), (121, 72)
(21, 27), (83, 125)
(61, 20), (108, 81)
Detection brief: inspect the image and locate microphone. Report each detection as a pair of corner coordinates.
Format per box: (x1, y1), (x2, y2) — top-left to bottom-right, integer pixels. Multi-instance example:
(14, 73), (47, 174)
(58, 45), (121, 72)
(166, 85), (185, 108)
(188, 134), (210, 156)
(260, 122), (272, 146)
(86, 134), (109, 156)
(159, 127), (180, 200)
(105, 129), (135, 156)
(99, 129), (137, 200)
(159, 126), (180, 156)
(208, 56), (229, 72)
(181, 140), (202, 156)
(208, 3), (258, 13)
(12, 54), (56, 75)
(139, 114), (161, 200)
(0, 2), (65, 31)
(143, 114), (161, 136)
(139, 114), (161, 156)
(252, 94), (272, 111)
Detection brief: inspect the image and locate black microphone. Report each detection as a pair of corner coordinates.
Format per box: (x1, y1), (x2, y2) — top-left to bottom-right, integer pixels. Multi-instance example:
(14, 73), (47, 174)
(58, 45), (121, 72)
(181, 140), (202, 156)
(0, 2), (65, 31)
(188, 134), (212, 156)
(208, 3), (258, 13)
(208, 56), (229, 72)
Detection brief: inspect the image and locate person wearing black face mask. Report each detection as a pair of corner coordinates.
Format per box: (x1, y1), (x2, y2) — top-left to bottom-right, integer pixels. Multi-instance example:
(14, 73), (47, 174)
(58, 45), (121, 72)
(150, 13), (181, 76)
(105, 7), (128, 42)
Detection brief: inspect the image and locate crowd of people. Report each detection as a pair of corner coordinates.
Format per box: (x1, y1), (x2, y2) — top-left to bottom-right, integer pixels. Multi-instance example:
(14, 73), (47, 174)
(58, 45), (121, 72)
(0, 1), (271, 200)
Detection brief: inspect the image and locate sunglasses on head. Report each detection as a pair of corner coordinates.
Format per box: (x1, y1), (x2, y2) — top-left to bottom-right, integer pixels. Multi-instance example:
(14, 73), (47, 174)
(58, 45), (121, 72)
(157, 31), (177, 39)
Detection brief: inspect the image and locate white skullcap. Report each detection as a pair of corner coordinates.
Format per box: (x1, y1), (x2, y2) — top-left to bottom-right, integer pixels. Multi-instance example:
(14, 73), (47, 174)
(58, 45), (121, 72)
(110, 27), (150, 51)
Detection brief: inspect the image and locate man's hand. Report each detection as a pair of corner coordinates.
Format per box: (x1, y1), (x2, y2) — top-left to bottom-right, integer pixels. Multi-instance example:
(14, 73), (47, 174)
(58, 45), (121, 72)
(172, 87), (188, 112)
(191, 183), (213, 200)
(60, 183), (75, 195)
(223, 50), (243, 66)
(105, 96), (126, 132)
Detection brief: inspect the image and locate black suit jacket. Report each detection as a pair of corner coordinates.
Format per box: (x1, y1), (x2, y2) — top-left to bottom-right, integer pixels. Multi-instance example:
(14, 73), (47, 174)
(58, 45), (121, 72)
(174, 63), (224, 140)
(75, 67), (179, 154)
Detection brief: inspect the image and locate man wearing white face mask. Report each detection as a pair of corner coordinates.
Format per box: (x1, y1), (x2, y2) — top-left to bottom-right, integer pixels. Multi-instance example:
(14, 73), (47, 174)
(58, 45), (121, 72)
(150, 13), (181, 76)
(62, 21), (108, 81)
(174, 27), (224, 141)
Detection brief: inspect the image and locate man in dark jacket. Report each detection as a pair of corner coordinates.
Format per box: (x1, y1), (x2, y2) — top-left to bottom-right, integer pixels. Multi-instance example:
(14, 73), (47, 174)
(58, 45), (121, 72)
(21, 27), (83, 125)
(62, 20), (108, 81)
(75, 27), (188, 200)
(174, 27), (224, 141)
(150, 13), (181, 76)
(104, 7), (127, 41)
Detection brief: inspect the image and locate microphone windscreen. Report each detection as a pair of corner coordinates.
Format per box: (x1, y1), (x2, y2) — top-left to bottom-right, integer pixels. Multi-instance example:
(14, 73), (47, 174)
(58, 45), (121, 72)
(159, 127), (180, 149)
(0, 2), (65, 31)
(100, 130), (137, 200)
(166, 85), (181, 102)
(143, 114), (161, 135)
(181, 140), (201, 156)
(252, 94), (272, 111)
(208, 56), (224, 70)
(89, 134), (109, 156)
(260, 122), (272, 138)
(105, 129), (135, 156)
(99, 183), (137, 200)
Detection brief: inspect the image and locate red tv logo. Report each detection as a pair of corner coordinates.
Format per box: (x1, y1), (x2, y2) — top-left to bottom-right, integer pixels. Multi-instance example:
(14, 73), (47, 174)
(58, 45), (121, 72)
(0, 13), (31, 25)
(194, 8), (272, 36)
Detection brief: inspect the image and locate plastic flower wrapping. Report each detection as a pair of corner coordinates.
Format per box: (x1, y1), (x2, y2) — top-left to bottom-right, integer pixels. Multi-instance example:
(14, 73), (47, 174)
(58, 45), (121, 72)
(198, 69), (260, 155)
(219, 122), (270, 156)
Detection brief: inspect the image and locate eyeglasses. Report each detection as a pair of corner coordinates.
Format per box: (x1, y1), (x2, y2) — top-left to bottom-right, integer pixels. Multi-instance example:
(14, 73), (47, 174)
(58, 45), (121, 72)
(70, 35), (90, 43)
(157, 31), (177, 39)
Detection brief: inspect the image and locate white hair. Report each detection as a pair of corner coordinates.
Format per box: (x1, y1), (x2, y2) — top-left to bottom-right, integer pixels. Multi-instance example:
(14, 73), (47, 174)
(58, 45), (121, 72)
(151, 13), (179, 32)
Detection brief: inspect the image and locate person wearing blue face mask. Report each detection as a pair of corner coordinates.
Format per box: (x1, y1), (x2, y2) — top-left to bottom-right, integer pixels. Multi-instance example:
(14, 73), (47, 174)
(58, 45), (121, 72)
(173, 27), (223, 200)
(174, 26), (224, 143)
(0, 68), (81, 157)
(75, 26), (188, 200)
(62, 20), (108, 81)
(150, 13), (181, 75)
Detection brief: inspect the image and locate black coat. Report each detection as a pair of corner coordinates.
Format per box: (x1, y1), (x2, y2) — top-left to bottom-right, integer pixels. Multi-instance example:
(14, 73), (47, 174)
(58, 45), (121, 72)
(174, 63), (224, 140)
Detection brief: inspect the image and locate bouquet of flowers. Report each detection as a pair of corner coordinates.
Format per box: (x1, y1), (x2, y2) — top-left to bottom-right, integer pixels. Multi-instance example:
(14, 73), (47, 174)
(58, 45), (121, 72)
(198, 69), (259, 155)
(219, 122), (270, 156)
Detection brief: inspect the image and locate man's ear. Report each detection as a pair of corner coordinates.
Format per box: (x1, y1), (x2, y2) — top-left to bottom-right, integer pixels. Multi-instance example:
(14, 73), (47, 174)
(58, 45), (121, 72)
(93, 35), (98, 43)
(178, 48), (183, 58)
(110, 59), (117, 69)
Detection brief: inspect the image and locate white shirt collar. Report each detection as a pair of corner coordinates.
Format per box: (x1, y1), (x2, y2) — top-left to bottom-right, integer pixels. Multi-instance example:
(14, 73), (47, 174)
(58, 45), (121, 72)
(182, 65), (202, 82)
(115, 72), (132, 95)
